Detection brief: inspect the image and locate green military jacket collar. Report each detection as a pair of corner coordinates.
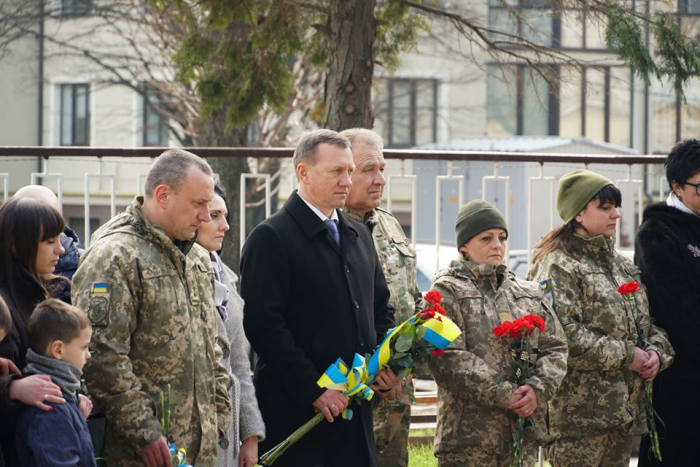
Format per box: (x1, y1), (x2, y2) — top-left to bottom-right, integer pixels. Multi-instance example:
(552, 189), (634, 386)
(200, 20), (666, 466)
(574, 232), (615, 264)
(126, 196), (198, 258)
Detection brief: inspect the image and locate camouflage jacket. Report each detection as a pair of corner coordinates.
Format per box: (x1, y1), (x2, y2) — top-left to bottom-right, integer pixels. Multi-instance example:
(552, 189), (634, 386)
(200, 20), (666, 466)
(527, 234), (674, 438)
(342, 207), (422, 323)
(343, 207), (422, 406)
(428, 260), (568, 453)
(72, 197), (231, 466)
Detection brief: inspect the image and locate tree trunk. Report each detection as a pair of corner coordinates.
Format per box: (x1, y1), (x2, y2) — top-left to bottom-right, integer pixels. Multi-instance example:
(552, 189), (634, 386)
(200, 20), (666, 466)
(324, 0), (376, 131)
(197, 108), (249, 275)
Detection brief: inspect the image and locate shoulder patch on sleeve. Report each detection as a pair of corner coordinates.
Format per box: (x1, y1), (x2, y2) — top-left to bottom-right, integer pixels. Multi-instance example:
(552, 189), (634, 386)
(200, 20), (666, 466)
(87, 285), (110, 327)
(539, 279), (555, 307)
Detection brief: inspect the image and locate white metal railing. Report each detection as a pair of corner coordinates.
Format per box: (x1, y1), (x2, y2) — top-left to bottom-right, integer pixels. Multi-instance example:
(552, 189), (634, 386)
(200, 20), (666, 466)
(435, 161), (464, 273)
(84, 159), (116, 247)
(30, 159), (64, 212)
(0, 147), (668, 274)
(526, 164), (555, 267)
(386, 159), (417, 245)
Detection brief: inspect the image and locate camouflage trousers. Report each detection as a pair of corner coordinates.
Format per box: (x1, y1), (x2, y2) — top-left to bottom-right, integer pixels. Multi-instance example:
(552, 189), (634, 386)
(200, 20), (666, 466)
(546, 429), (634, 467)
(374, 399), (411, 467)
(437, 445), (538, 467)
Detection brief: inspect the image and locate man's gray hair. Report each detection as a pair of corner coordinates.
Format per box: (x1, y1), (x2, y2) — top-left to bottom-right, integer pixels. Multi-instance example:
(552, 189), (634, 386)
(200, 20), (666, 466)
(145, 149), (213, 196)
(292, 129), (350, 169)
(340, 128), (384, 152)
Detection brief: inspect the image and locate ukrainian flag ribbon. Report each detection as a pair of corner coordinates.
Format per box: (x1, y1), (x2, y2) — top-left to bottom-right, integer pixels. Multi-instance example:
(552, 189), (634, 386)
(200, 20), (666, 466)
(366, 312), (461, 383)
(317, 353), (374, 420)
(169, 444), (191, 466)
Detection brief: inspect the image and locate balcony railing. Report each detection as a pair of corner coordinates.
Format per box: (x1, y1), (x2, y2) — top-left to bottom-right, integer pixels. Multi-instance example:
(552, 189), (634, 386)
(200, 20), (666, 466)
(0, 146), (668, 274)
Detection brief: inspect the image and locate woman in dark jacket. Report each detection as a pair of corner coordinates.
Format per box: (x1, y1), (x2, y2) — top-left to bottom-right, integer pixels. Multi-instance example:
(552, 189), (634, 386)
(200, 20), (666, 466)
(635, 139), (700, 466)
(0, 197), (69, 465)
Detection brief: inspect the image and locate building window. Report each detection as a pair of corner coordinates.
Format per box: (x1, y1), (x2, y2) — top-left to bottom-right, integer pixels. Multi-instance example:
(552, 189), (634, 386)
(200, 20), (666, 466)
(373, 78), (438, 148)
(681, 0), (700, 15)
(651, 80), (700, 154)
(52, 0), (94, 16)
(488, 2), (608, 51)
(487, 64), (632, 146)
(488, 0), (553, 48)
(143, 91), (169, 147)
(487, 64), (557, 136)
(60, 84), (90, 146)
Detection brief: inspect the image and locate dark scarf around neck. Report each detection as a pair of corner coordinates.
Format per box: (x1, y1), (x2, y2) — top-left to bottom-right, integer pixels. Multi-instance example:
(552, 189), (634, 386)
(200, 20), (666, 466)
(24, 348), (83, 396)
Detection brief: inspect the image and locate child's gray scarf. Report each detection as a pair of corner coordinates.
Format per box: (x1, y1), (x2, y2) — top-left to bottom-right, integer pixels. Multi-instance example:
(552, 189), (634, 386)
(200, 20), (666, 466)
(24, 348), (82, 396)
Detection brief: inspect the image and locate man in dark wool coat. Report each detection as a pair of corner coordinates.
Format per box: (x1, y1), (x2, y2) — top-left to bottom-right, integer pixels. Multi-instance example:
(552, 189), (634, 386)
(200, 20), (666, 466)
(241, 129), (402, 467)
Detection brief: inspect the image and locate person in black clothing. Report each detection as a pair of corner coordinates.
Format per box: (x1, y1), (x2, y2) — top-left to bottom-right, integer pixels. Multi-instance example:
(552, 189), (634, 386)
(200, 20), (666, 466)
(0, 197), (71, 465)
(13, 298), (95, 467)
(635, 139), (700, 466)
(241, 129), (400, 467)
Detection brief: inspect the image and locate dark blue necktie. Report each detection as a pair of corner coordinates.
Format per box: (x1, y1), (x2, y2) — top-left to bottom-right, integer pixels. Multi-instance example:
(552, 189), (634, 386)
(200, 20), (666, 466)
(324, 219), (340, 246)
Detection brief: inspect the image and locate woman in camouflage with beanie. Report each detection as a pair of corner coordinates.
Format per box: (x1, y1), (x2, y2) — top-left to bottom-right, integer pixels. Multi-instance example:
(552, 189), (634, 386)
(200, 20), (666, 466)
(428, 200), (568, 467)
(528, 169), (674, 466)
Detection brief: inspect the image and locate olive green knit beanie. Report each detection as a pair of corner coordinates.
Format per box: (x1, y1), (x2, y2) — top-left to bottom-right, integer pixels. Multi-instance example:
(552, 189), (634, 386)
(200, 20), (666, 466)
(557, 169), (614, 224)
(455, 200), (508, 248)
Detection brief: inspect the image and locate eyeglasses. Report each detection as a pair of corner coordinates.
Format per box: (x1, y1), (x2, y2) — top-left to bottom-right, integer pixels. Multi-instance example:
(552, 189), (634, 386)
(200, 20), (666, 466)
(684, 180), (700, 196)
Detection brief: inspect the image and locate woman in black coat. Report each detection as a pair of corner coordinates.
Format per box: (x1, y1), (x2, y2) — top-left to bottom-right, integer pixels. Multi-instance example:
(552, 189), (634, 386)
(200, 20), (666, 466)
(0, 197), (70, 465)
(635, 139), (700, 466)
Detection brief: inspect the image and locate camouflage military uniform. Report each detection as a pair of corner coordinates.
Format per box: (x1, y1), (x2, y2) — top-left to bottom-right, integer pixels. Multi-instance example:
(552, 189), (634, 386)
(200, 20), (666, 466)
(72, 197), (231, 467)
(527, 234), (674, 465)
(428, 259), (568, 466)
(343, 207), (422, 467)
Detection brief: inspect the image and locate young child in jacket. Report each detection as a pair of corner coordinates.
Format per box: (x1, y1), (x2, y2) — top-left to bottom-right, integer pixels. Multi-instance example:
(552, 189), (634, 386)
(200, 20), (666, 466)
(13, 298), (96, 467)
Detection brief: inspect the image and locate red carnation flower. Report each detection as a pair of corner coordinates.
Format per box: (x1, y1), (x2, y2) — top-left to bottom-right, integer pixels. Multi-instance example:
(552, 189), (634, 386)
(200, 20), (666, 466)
(424, 290), (442, 305)
(418, 309), (435, 321)
(617, 281), (640, 296)
(493, 323), (507, 338)
(523, 314), (546, 332)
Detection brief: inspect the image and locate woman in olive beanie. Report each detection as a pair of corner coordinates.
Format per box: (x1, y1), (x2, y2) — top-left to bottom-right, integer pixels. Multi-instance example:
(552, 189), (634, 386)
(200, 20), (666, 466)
(427, 200), (567, 467)
(527, 170), (674, 466)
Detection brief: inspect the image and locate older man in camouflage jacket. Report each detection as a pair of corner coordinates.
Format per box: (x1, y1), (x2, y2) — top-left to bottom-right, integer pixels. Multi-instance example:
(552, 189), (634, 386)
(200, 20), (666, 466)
(341, 129), (423, 467)
(72, 149), (231, 467)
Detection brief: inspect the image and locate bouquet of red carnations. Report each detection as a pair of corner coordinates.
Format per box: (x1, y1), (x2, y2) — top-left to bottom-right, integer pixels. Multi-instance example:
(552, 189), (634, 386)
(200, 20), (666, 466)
(618, 280), (663, 462)
(492, 314), (546, 467)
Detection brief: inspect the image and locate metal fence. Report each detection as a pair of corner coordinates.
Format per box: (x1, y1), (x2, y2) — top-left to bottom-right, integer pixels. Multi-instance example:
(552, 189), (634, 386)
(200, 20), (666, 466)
(0, 146), (668, 274)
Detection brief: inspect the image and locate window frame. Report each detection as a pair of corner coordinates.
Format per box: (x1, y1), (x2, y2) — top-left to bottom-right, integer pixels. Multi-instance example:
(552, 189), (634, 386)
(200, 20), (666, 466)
(487, 2), (609, 52)
(375, 77), (438, 149)
(59, 83), (90, 147)
(487, 64), (633, 146)
(51, 0), (94, 17)
(142, 90), (169, 147)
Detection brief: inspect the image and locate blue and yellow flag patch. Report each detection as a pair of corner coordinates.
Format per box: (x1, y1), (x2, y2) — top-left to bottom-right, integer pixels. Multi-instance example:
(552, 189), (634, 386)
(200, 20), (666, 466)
(92, 283), (108, 293)
(539, 280), (555, 307)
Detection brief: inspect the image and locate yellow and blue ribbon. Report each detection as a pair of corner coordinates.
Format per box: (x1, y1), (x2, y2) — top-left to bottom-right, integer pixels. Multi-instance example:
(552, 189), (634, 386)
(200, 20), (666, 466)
(317, 353), (374, 420)
(366, 313), (461, 383)
(316, 312), (461, 419)
(420, 315), (461, 350)
(169, 444), (191, 466)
